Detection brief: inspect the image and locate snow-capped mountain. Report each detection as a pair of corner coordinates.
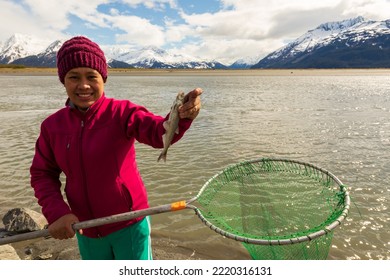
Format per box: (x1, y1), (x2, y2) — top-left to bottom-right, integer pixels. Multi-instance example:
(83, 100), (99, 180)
(0, 34), (53, 64)
(1, 17), (389, 69)
(230, 55), (264, 69)
(252, 17), (390, 68)
(0, 34), (227, 69)
(12, 40), (63, 67)
(104, 45), (227, 69)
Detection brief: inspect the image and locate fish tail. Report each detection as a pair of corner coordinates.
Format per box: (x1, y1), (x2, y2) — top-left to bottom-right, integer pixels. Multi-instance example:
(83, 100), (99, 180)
(157, 152), (167, 162)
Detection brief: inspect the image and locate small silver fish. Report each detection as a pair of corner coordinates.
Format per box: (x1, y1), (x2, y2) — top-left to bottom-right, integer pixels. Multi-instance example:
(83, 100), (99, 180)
(157, 92), (185, 162)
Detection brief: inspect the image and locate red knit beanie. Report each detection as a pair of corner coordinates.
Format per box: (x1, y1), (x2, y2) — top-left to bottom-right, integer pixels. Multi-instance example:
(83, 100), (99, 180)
(57, 36), (108, 84)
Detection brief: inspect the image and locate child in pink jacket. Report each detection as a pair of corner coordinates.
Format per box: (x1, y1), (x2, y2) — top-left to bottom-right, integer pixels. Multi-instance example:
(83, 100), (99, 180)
(30, 36), (202, 260)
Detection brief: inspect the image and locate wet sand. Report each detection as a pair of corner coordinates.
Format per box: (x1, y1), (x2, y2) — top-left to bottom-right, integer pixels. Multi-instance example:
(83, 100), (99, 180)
(3, 232), (219, 260)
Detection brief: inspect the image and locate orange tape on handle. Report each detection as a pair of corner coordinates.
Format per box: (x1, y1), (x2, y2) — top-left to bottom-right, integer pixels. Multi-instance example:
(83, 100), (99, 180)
(170, 200), (187, 211)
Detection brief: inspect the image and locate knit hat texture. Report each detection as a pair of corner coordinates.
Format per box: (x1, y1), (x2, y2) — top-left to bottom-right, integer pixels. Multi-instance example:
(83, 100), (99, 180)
(57, 36), (107, 84)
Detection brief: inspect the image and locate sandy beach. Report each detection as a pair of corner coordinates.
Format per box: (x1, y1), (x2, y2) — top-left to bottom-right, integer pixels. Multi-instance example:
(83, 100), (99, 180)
(0, 67), (389, 76)
(2, 231), (219, 260)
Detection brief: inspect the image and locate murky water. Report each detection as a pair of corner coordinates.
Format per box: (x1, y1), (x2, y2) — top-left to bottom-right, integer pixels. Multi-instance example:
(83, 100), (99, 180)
(0, 71), (389, 259)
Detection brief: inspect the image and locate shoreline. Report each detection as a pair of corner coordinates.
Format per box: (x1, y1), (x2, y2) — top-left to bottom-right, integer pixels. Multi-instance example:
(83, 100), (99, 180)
(2, 231), (250, 260)
(0, 67), (389, 76)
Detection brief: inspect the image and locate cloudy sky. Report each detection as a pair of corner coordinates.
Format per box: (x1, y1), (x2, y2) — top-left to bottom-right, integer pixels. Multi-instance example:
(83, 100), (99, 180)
(1, 0), (389, 64)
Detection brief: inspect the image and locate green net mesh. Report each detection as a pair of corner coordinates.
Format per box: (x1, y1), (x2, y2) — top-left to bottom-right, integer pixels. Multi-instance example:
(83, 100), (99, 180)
(195, 158), (349, 260)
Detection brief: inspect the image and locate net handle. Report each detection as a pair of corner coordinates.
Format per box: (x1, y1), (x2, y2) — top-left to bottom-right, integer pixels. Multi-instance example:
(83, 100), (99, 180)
(0, 200), (194, 245)
(0, 158), (350, 247)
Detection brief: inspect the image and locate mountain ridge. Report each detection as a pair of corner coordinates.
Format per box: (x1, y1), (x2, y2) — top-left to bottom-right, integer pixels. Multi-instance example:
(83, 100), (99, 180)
(1, 35), (228, 69)
(1, 17), (389, 69)
(252, 17), (390, 69)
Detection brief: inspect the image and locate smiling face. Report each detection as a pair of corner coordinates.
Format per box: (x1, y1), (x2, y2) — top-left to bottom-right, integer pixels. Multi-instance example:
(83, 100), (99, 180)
(64, 67), (105, 111)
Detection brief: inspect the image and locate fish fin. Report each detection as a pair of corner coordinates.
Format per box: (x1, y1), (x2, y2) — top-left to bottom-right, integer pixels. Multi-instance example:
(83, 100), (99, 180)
(163, 120), (170, 131)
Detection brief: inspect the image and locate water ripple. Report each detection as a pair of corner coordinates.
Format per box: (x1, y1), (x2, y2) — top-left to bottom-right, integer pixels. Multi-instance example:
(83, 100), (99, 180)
(1, 74), (389, 259)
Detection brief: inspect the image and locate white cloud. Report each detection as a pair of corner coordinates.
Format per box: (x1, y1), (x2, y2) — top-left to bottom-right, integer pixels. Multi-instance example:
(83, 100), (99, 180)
(22, 0), (72, 30)
(110, 8), (120, 16)
(341, 0), (390, 20)
(121, 0), (177, 10)
(165, 22), (193, 43)
(175, 38), (277, 64)
(0, 0), (67, 41)
(174, 0), (390, 63)
(175, 1), (341, 63)
(108, 15), (166, 46)
(0, 0), (389, 65)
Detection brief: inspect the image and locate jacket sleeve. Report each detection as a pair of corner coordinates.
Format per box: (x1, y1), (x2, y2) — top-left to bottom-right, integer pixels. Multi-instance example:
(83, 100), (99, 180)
(30, 122), (72, 224)
(123, 102), (192, 148)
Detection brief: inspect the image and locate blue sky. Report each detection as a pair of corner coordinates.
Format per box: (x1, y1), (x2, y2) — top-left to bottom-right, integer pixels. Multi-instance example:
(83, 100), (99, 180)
(1, 0), (389, 64)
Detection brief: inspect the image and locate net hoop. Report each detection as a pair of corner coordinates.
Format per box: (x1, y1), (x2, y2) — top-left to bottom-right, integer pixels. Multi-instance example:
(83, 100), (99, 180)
(190, 158), (350, 246)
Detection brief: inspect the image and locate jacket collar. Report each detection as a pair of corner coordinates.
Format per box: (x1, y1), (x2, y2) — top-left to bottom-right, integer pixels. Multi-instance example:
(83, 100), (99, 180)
(66, 93), (106, 117)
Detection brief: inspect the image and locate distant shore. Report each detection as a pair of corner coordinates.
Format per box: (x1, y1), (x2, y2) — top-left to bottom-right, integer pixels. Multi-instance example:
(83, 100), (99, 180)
(0, 67), (389, 76)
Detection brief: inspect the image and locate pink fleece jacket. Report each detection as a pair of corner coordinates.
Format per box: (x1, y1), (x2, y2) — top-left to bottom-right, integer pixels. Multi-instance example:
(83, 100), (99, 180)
(30, 94), (192, 237)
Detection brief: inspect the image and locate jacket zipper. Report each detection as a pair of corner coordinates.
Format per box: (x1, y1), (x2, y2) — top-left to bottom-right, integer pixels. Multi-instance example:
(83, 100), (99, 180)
(79, 118), (101, 237)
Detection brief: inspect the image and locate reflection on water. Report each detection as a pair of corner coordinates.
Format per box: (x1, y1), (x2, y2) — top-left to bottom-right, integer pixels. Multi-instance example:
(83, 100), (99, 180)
(0, 72), (389, 259)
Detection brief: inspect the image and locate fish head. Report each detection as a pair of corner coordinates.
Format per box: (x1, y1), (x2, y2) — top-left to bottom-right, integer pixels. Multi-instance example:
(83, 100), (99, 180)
(174, 92), (185, 107)
(176, 91), (185, 102)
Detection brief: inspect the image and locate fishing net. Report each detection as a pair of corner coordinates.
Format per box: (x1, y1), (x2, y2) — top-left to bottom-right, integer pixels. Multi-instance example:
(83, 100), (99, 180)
(193, 158), (350, 260)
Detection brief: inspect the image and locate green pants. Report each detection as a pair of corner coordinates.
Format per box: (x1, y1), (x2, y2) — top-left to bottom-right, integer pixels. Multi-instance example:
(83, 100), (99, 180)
(76, 217), (152, 260)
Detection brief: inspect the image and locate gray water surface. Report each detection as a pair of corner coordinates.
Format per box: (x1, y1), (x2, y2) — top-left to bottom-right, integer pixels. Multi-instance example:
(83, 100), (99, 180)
(0, 72), (389, 259)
